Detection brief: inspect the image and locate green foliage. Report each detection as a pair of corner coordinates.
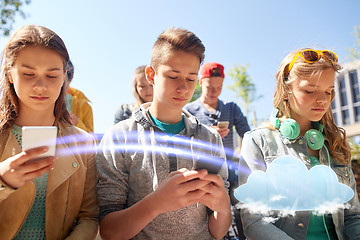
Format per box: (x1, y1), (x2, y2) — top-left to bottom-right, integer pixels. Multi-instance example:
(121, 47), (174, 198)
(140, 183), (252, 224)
(0, 0), (31, 36)
(227, 63), (261, 116)
(347, 25), (360, 60)
(349, 138), (360, 161)
(190, 79), (201, 103)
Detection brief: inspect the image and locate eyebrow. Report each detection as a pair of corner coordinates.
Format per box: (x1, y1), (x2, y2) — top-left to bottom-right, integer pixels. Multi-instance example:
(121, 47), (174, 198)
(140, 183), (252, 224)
(169, 70), (198, 75)
(21, 64), (62, 71)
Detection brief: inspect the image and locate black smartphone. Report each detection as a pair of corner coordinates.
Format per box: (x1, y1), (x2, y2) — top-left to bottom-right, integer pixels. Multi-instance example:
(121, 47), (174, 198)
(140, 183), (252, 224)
(194, 156), (224, 174)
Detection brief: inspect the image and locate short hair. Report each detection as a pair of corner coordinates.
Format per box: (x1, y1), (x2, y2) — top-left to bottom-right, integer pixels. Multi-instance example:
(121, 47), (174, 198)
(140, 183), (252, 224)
(150, 27), (205, 71)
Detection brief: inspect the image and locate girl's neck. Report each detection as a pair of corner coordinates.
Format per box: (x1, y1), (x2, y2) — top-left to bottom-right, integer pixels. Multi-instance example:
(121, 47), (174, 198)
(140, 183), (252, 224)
(293, 118), (312, 136)
(15, 110), (56, 126)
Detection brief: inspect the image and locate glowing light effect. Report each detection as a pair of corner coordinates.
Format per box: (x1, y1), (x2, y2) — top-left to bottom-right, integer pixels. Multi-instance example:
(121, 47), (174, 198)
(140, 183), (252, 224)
(48, 131), (243, 172)
(234, 155), (354, 212)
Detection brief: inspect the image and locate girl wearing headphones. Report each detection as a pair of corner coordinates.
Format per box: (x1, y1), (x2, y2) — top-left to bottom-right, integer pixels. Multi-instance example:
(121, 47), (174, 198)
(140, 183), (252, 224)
(239, 49), (360, 239)
(0, 25), (98, 239)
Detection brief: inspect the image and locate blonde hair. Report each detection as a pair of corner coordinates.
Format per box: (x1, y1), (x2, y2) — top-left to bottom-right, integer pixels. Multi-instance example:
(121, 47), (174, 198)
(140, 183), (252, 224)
(150, 27), (205, 71)
(0, 25), (71, 134)
(132, 65), (147, 106)
(273, 48), (351, 165)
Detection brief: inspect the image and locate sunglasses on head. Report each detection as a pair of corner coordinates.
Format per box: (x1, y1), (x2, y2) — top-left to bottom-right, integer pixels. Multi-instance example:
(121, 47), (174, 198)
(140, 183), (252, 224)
(286, 49), (338, 76)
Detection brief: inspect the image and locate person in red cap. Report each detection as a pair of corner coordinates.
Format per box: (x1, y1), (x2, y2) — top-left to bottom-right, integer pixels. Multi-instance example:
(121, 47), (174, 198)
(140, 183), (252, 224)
(184, 62), (250, 240)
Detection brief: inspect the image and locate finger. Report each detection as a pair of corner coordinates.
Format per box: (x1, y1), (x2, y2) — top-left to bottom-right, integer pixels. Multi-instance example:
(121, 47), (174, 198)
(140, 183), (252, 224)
(19, 157), (57, 175)
(185, 189), (207, 202)
(198, 182), (217, 193)
(167, 168), (189, 178)
(199, 173), (223, 185)
(175, 169), (208, 184)
(182, 178), (212, 192)
(23, 164), (54, 181)
(10, 146), (49, 167)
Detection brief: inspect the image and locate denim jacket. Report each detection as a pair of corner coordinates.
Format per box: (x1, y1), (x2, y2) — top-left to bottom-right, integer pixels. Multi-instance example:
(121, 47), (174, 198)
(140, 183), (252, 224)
(238, 127), (360, 240)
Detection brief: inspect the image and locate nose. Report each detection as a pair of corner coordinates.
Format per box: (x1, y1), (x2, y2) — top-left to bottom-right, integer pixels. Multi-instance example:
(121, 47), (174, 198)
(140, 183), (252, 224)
(316, 92), (328, 103)
(176, 78), (188, 93)
(33, 77), (47, 92)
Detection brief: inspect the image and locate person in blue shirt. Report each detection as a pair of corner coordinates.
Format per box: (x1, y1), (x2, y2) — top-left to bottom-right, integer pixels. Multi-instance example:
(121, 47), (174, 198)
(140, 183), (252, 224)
(184, 62), (251, 239)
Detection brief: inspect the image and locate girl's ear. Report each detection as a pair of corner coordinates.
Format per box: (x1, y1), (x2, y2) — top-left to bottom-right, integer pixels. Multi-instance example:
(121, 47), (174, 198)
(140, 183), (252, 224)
(145, 66), (155, 85)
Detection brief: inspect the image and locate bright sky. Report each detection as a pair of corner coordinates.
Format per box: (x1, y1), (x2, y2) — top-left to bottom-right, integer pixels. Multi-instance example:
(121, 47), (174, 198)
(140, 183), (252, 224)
(1, 0), (359, 133)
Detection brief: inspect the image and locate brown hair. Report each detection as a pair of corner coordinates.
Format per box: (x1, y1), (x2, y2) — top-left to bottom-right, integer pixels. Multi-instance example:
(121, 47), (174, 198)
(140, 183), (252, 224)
(0, 24), (71, 134)
(273, 48), (351, 165)
(150, 27), (205, 71)
(132, 65), (147, 106)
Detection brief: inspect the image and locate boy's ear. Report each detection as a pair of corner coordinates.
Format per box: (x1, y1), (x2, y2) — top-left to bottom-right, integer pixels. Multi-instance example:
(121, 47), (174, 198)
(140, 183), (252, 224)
(145, 66), (155, 85)
(199, 78), (203, 87)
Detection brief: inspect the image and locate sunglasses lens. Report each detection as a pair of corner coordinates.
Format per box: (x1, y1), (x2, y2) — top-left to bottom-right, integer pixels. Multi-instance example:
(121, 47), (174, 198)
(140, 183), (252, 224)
(302, 50), (320, 62)
(322, 51), (338, 63)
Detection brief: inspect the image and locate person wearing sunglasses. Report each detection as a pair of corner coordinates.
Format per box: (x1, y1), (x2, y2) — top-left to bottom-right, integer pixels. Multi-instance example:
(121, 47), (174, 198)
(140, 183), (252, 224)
(238, 49), (360, 240)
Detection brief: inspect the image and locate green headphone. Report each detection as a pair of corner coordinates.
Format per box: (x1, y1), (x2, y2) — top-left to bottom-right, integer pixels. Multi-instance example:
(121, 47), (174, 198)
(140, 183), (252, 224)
(271, 109), (324, 150)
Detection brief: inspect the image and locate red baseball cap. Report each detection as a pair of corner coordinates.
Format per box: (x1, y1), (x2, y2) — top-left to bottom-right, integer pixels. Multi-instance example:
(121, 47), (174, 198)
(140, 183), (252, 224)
(200, 62), (225, 79)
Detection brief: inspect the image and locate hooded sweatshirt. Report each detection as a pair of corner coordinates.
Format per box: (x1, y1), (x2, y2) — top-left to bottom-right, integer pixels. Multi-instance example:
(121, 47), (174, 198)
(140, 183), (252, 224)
(96, 102), (228, 239)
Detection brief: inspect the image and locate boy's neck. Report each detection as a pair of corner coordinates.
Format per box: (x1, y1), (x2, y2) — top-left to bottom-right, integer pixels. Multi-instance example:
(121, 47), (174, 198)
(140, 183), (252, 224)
(148, 104), (183, 125)
(200, 96), (218, 113)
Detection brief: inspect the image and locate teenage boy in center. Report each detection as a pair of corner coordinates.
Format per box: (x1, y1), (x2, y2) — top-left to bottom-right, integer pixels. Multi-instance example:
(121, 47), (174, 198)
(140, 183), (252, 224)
(96, 28), (232, 240)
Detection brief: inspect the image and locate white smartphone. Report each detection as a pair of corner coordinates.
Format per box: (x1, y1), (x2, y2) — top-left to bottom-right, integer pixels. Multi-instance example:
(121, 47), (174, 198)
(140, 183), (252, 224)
(22, 126), (57, 160)
(217, 121), (229, 129)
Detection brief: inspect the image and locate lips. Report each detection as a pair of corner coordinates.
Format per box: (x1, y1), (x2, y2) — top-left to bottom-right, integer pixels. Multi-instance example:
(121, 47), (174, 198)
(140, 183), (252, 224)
(312, 108), (326, 113)
(173, 97), (187, 102)
(31, 96), (49, 101)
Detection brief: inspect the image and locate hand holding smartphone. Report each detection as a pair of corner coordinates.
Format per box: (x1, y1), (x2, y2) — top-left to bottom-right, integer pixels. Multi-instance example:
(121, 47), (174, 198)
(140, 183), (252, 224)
(217, 121), (229, 129)
(22, 126), (57, 160)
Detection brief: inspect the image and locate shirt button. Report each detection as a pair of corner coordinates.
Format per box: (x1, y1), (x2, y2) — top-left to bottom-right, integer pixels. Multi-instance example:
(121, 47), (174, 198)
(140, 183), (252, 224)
(298, 223), (304, 229)
(72, 163), (78, 168)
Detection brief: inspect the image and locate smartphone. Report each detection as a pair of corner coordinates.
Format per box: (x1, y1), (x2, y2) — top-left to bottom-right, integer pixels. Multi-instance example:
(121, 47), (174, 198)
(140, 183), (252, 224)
(194, 157), (224, 174)
(22, 126), (57, 160)
(217, 121), (229, 129)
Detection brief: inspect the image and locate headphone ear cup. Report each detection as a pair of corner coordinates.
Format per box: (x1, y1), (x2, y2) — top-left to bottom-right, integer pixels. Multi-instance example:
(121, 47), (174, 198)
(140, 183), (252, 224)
(279, 119), (300, 140)
(305, 129), (324, 150)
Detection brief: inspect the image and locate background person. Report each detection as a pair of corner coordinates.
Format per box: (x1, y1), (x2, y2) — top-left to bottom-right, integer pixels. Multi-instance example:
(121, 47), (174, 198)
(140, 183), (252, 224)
(239, 48), (360, 239)
(64, 60), (94, 133)
(114, 65), (153, 124)
(96, 27), (232, 240)
(184, 62), (251, 239)
(0, 24), (98, 239)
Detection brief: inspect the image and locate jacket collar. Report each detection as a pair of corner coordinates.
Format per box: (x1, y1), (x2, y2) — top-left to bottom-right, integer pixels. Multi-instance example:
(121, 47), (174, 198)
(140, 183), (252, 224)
(133, 102), (202, 137)
(47, 121), (80, 195)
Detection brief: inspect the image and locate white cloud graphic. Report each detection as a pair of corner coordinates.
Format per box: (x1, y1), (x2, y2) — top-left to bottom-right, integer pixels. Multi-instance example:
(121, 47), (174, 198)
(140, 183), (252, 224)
(235, 155), (354, 211)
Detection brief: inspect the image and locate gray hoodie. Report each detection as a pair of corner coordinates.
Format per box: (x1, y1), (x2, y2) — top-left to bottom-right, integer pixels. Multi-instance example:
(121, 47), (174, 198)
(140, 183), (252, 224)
(96, 103), (228, 239)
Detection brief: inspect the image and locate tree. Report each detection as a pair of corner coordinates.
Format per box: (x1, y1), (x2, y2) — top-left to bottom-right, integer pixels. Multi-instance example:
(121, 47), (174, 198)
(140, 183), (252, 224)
(348, 25), (360, 60)
(0, 0), (31, 36)
(227, 63), (261, 127)
(190, 79), (202, 102)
